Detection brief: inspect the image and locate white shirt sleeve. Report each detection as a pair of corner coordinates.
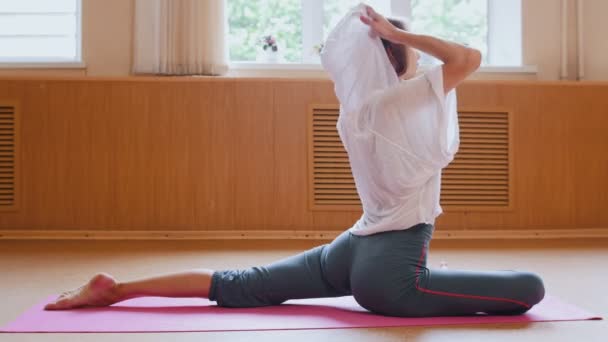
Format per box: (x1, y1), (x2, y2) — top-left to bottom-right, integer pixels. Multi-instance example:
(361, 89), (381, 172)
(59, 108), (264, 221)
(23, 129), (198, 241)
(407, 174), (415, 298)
(366, 65), (460, 186)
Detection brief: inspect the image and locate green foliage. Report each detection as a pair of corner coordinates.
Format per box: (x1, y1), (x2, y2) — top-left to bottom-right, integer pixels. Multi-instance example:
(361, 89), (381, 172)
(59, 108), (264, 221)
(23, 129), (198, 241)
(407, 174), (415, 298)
(412, 0), (488, 63)
(228, 0), (488, 64)
(228, 0), (302, 62)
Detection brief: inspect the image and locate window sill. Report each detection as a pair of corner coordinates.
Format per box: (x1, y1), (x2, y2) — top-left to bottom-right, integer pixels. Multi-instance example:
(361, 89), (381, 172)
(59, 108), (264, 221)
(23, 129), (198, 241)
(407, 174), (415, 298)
(478, 65), (537, 74)
(228, 62), (538, 79)
(230, 62), (324, 71)
(227, 62), (327, 78)
(0, 61), (86, 69)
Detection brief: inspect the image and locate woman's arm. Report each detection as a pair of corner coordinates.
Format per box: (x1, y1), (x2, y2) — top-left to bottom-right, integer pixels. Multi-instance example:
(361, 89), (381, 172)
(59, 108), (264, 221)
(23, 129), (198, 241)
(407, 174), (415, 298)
(360, 5), (481, 94)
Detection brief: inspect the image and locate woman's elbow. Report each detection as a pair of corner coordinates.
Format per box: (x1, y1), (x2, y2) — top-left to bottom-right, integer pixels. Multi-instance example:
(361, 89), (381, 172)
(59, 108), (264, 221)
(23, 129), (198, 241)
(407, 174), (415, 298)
(466, 48), (482, 73)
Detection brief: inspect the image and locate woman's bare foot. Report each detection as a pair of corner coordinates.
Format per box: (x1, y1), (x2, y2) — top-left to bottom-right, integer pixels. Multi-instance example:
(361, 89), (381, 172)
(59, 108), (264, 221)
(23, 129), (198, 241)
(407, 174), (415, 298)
(44, 273), (121, 310)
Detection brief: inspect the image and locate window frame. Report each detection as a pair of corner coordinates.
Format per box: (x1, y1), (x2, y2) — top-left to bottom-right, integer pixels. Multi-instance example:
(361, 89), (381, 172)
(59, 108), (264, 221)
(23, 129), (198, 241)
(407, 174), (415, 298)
(0, 0), (84, 68)
(229, 0), (528, 72)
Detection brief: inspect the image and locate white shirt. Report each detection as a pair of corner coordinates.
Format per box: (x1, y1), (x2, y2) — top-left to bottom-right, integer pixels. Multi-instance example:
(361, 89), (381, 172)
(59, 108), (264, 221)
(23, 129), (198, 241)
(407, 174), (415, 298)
(320, 4), (459, 236)
(340, 66), (459, 236)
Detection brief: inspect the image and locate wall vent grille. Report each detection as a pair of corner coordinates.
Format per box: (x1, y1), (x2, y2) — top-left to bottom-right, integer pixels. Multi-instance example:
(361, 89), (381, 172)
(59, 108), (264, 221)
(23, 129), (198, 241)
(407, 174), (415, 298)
(308, 105), (512, 211)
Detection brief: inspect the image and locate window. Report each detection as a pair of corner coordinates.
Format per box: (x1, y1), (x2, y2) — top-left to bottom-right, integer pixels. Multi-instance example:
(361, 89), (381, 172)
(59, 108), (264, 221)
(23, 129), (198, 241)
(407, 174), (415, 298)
(0, 0), (82, 64)
(410, 0), (522, 66)
(228, 0), (521, 67)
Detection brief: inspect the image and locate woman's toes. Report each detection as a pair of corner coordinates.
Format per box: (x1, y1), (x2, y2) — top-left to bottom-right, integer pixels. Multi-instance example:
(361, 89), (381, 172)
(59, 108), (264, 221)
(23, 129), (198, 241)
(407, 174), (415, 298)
(43, 302), (57, 310)
(45, 297), (76, 310)
(44, 294), (65, 310)
(44, 288), (86, 310)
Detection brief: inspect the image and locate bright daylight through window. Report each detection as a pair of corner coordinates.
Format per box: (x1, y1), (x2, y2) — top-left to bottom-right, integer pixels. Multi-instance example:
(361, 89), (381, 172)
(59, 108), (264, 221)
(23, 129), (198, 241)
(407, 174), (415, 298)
(228, 0), (521, 67)
(0, 0), (81, 64)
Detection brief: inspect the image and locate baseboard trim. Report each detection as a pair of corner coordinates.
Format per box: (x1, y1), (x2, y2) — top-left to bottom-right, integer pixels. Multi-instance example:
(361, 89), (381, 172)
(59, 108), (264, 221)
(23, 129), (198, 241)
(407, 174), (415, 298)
(1, 228), (608, 240)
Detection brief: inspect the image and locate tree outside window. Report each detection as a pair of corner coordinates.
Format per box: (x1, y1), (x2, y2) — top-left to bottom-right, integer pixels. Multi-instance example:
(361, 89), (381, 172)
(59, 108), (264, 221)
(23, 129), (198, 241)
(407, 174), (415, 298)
(228, 0), (489, 65)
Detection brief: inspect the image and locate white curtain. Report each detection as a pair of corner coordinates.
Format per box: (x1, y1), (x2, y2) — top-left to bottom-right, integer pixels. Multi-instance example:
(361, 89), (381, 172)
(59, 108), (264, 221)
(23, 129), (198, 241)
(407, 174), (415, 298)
(133, 0), (228, 76)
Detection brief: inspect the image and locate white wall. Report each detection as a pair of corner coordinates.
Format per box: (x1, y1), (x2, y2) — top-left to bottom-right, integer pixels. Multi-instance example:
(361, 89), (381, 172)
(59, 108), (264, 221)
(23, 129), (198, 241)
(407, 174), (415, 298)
(82, 0), (134, 76)
(582, 0), (608, 80)
(0, 0), (605, 80)
(525, 0), (608, 81)
(523, 0), (563, 80)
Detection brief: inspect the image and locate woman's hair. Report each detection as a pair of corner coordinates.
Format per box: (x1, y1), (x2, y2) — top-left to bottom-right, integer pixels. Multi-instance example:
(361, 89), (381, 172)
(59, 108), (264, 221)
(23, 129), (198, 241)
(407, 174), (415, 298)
(381, 18), (407, 76)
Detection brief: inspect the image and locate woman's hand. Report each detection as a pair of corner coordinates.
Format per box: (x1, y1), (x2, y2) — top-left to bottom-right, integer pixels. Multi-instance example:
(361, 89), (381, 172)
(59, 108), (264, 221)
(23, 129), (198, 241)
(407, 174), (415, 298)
(359, 5), (399, 42)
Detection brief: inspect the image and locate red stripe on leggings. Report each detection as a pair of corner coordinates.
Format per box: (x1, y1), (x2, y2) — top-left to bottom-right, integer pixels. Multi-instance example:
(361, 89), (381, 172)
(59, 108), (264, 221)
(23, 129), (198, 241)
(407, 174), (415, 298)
(415, 244), (530, 309)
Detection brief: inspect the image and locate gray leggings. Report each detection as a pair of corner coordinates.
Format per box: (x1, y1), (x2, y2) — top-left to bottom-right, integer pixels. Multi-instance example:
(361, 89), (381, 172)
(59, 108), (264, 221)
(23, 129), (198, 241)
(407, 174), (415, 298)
(209, 224), (545, 317)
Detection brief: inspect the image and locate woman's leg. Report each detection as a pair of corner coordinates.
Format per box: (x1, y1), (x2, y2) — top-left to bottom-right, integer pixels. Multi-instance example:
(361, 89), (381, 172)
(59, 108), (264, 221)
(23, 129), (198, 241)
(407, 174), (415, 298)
(350, 224), (545, 317)
(46, 231), (353, 310)
(45, 269), (215, 310)
(412, 242), (546, 316)
(210, 231), (353, 307)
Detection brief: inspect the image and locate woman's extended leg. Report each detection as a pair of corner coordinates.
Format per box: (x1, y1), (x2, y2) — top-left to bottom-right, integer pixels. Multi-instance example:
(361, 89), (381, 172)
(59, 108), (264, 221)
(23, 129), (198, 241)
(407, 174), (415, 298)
(46, 231), (353, 310)
(45, 270), (215, 310)
(210, 231), (352, 307)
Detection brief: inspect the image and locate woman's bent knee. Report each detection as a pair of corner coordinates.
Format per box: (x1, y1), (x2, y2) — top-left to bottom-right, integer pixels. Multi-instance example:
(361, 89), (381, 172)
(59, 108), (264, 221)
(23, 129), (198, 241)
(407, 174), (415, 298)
(517, 272), (545, 306)
(352, 290), (427, 317)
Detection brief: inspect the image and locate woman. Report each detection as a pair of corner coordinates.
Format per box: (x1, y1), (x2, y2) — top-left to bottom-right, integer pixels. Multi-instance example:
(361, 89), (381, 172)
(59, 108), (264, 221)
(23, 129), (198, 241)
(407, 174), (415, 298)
(46, 5), (544, 317)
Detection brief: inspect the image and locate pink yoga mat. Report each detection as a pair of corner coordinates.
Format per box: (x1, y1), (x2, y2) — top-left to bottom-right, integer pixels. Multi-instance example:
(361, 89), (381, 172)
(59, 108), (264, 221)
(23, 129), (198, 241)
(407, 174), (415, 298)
(1, 295), (601, 333)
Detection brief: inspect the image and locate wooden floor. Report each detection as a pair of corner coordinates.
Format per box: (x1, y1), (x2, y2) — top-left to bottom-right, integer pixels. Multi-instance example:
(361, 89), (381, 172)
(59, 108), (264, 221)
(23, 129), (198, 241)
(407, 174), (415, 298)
(1, 238), (606, 341)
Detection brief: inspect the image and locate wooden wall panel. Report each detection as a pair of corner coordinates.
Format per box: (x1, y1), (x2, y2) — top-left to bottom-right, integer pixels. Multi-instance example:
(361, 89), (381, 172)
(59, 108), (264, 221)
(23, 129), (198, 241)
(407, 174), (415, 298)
(108, 82), (154, 229)
(184, 82), (237, 229)
(232, 81), (276, 230)
(568, 86), (608, 226)
(112, 81), (237, 230)
(456, 83), (608, 230)
(0, 78), (606, 234)
(0, 80), (240, 230)
(271, 81), (314, 229)
(135, 81), (237, 230)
